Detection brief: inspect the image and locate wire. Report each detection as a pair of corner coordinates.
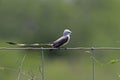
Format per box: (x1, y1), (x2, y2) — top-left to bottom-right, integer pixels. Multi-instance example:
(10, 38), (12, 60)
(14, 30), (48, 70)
(1, 47), (120, 50)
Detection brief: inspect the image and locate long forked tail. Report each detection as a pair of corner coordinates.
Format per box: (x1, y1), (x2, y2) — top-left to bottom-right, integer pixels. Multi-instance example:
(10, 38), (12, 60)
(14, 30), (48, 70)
(6, 42), (53, 47)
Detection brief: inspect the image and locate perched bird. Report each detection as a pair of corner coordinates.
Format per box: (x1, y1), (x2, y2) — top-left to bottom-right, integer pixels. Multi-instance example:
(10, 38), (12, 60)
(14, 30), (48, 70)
(52, 29), (72, 48)
(7, 29), (72, 48)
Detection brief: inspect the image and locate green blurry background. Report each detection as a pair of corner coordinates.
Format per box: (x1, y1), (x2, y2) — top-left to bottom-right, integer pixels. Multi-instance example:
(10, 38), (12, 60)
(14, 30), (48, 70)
(0, 0), (120, 80)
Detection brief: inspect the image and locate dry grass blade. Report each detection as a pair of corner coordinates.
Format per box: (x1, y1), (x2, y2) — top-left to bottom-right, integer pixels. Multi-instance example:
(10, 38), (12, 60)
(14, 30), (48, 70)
(17, 54), (26, 80)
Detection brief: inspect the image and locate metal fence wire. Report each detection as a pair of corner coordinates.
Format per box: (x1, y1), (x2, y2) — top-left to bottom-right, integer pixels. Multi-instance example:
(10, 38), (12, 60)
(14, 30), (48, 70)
(1, 47), (120, 80)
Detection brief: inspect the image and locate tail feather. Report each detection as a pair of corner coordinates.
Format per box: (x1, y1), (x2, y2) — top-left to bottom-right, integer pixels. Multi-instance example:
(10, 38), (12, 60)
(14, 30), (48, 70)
(7, 42), (53, 47)
(6, 42), (17, 45)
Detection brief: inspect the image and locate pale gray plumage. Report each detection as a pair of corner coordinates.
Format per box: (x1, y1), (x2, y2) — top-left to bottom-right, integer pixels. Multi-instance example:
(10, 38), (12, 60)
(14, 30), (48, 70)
(52, 29), (72, 48)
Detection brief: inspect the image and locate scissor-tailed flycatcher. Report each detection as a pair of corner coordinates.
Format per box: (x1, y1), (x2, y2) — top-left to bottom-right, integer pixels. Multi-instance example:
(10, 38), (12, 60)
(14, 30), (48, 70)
(52, 29), (71, 48)
(7, 29), (72, 48)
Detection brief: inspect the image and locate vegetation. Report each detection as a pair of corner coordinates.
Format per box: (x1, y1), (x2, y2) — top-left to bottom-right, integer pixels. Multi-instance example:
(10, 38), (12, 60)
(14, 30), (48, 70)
(0, 0), (120, 80)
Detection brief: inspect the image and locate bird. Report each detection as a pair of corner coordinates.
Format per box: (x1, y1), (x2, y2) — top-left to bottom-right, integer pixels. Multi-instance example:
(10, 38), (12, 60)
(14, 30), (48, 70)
(52, 29), (72, 48)
(7, 29), (72, 48)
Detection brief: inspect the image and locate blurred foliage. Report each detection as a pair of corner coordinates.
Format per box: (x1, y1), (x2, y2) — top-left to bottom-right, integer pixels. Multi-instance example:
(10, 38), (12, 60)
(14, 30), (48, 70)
(0, 0), (120, 80)
(0, 0), (120, 47)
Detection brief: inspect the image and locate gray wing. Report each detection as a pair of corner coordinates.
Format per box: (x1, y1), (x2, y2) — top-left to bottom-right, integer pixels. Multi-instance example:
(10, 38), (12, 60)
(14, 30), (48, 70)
(52, 36), (69, 48)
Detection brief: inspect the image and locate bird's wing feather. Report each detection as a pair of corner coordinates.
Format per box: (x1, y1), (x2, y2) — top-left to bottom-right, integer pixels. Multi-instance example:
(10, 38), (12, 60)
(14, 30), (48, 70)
(52, 36), (69, 48)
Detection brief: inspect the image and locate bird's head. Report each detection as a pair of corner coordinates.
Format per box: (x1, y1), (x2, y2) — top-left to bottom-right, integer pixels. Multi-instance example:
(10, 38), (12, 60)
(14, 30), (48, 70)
(63, 29), (72, 36)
